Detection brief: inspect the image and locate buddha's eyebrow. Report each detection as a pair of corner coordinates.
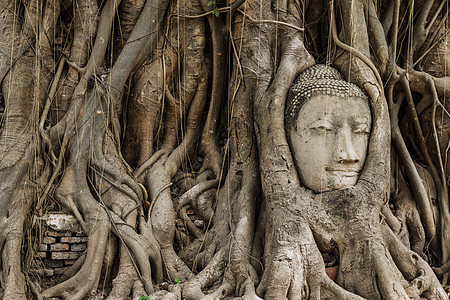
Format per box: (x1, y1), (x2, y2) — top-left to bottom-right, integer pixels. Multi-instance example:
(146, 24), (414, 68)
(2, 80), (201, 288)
(308, 118), (334, 126)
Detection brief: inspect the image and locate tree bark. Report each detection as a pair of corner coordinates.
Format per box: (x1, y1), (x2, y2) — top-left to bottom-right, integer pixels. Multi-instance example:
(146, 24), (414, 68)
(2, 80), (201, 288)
(0, 0), (448, 299)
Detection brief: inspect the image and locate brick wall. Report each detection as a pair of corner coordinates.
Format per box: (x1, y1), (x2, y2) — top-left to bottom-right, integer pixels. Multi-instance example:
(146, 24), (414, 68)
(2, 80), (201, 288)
(33, 214), (87, 277)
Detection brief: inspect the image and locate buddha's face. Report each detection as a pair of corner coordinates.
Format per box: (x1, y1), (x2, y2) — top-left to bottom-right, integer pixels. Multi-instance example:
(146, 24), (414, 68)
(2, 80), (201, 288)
(289, 94), (371, 193)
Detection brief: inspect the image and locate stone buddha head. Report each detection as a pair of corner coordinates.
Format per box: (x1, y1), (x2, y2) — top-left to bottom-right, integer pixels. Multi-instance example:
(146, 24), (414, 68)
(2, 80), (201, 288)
(285, 65), (371, 193)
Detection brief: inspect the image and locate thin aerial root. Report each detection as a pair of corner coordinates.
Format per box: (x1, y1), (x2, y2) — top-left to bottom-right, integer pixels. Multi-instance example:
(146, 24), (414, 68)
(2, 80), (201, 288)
(175, 170), (214, 194)
(65, 60), (85, 74)
(39, 56), (65, 165)
(101, 235), (118, 285)
(92, 166), (138, 201)
(41, 126), (72, 207)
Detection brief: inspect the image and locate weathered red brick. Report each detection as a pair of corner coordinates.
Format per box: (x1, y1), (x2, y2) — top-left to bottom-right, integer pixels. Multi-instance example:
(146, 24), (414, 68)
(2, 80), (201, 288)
(47, 230), (72, 237)
(60, 236), (88, 243)
(50, 243), (70, 251)
(42, 236), (56, 244)
(42, 259), (64, 268)
(51, 252), (82, 260)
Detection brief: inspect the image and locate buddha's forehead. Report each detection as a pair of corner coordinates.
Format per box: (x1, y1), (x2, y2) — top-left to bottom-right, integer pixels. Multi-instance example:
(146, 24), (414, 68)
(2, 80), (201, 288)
(298, 95), (371, 124)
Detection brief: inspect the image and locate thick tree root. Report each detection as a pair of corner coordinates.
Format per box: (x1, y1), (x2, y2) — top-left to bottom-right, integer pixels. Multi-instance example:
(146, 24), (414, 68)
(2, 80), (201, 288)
(106, 244), (140, 300)
(183, 249), (227, 300)
(0, 162), (34, 300)
(161, 246), (194, 283)
(383, 225), (447, 299)
(257, 241), (365, 300)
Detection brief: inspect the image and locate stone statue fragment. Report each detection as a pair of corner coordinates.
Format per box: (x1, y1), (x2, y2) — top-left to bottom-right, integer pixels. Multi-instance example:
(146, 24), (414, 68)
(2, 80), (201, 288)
(286, 65), (371, 193)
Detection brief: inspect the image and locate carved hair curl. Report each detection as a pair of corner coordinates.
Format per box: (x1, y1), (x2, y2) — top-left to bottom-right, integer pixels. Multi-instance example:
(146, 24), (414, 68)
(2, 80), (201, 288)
(285, 64), (367, 129)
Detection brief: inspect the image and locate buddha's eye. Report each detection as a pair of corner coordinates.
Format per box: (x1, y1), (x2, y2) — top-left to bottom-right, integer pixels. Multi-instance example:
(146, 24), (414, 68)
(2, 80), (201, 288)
(354, 124), (370, 135)
(309, 120), (334, 133)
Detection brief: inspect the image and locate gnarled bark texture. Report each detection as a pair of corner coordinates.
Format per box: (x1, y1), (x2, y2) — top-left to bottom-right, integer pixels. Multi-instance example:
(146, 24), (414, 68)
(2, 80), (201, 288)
(0, 0), (448, 299)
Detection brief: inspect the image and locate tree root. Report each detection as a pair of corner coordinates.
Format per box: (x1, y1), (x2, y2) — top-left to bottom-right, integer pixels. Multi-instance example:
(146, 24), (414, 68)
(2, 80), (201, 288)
(42, 96), (121, 299)
(383, 224), (447, 299)
(433, 259), (450, 277)
(182, 248), (227, 299)
(60, 254), (86, 281)
(161, 246), (194, 283)
(240, 278), (263, 300)
(109, 213), (162, 292)
(106, 243), (140, 300)
(391, 171), (427, 254)
(178, 207), (203, 239)
(177, 179), (219, 211)
(91, 149), (144, 203)
(257, 241), (366, 300)
(0, 164), (34, 300)
(199, 0), (227, 178)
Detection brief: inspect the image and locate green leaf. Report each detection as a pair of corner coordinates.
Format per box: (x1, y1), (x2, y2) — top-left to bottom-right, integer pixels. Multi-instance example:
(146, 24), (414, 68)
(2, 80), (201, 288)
(138, 297), (151, 300)
(214, 9), (220, 17)
(207, 1), (214, 6)
(174, 278), (181, 284)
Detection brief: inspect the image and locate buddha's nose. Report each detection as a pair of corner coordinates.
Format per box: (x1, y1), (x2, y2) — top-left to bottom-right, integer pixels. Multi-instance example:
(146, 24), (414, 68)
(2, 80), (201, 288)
(335, 125), (359, 163)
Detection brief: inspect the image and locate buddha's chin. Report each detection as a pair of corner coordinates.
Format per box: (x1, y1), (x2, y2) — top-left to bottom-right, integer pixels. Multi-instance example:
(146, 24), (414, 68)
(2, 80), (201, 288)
(302, 172), (360, 193)
(312, 173), (358, 193)
(329, 173), (358, 191)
